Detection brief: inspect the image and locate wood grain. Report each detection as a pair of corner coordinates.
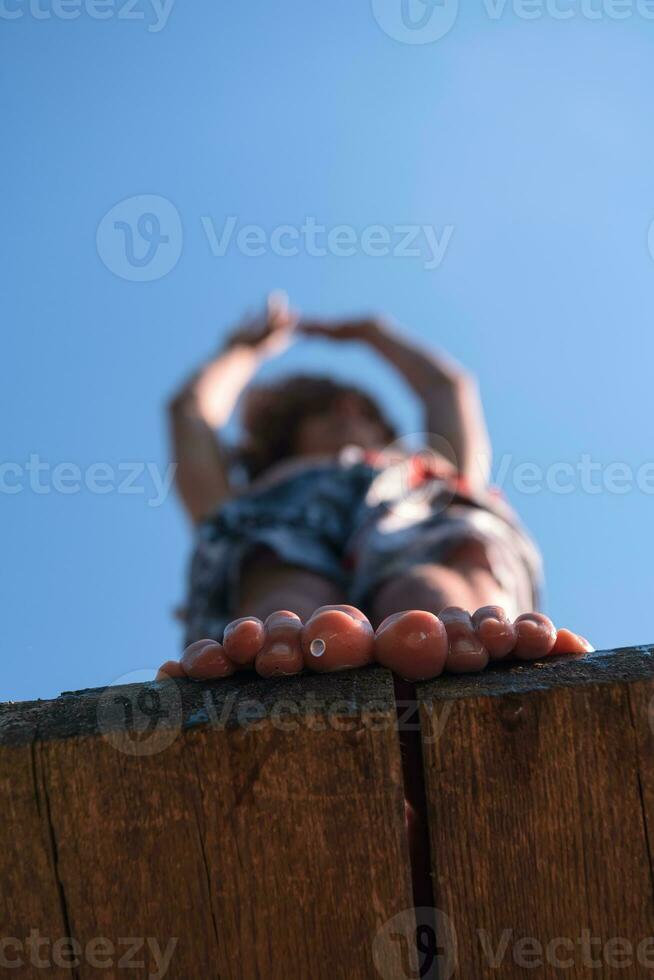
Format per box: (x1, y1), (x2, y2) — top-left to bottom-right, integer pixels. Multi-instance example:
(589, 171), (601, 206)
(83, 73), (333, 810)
(0, 668), (412, 979)
(418, 650), (654, 979)
(5, 649), (654, 979)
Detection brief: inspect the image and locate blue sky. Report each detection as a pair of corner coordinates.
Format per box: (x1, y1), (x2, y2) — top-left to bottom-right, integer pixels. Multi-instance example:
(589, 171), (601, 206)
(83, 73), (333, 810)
(3, 0), (654, 701)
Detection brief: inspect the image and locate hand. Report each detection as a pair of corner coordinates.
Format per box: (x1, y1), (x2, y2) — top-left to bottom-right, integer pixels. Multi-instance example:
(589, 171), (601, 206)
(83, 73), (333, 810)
(297, 317), (387, 344)
(222, 291), (298, 357)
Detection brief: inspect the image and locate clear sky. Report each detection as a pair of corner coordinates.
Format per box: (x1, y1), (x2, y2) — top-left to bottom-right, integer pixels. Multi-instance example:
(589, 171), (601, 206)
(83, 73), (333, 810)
(3, 0), (654, 701)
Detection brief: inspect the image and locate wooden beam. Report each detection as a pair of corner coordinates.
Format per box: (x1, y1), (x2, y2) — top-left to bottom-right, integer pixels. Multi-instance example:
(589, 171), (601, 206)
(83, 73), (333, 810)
(4, 648), (654, 978)
(418, 647), (654, 978)
(0, 669), (413, 979)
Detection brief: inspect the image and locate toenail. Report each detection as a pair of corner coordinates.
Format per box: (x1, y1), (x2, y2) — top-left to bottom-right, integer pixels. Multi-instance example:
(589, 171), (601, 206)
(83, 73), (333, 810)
(478, 616), (506, 633)
(491, 622), (511, 634)
(518, 619), (542, 633)
(451, 638), (482, 656)
(267, 642), (298, 659)
(476, 610), (502, 623)
(185, 641), (217, 665)
(309, 638), (326, 658)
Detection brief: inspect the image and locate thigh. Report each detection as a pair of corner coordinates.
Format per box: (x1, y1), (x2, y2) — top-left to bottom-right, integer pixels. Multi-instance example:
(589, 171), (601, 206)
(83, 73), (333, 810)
(236, 547), (345, 621)
(351, 497), (542, 623)
(369, 558), (509, 626)
(185, 468), (356, 644)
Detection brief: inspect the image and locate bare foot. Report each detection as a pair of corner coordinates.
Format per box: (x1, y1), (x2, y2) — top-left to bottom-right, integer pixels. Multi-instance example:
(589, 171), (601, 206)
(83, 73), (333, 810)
(157, 606), (376, 682)
(156, 606), (593, 683)
(438, 606), (592, 675)
(301, 605), (375, 673)
(184, 640), (235, 679)
(374, 611), (449, 681)
(254, 610), (304, 677)
(223, 616), (265, 667)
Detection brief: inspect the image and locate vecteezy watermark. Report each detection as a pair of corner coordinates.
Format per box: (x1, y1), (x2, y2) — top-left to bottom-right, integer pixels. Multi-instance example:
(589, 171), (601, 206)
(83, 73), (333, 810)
(362, 439), (654, 536)
(0, 931), (177, 976)
(371, 0), (460, 44)
(174, 688), (452, 744)
(373, 907), (458, 979)
(487, 453), (654, 497)
(371, 0), (654, 44)
(371, 438), (654, 506)
(0, 0), (175, 31)
(201, 216), (454, 271)
(0, 456), (176, 507)
(477, 928), (654, 970)
(96, 195), (183, 282)
(97, 671), (184, 756)
(373, 914), (654, 975)
(365, 436), (460, 518)
(98, 678), (454, 758)
(96, 196), (454, 282)
(482, 0), (654, 21)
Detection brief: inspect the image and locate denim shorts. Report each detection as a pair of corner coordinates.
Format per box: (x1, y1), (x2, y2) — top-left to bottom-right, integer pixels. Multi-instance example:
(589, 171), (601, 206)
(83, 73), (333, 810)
(183, 454), (543, 646)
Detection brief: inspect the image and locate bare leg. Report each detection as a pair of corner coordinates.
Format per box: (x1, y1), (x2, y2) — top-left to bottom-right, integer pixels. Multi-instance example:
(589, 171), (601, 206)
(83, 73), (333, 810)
(371, 542), (544, 910)
(225, 550), (348, 676)
(370, 541), (505, 627)
(235, 550), (344, 621)
(370, 540), (592, 675)
(158, 543), (592, 682)
(156, 541), (594, 907)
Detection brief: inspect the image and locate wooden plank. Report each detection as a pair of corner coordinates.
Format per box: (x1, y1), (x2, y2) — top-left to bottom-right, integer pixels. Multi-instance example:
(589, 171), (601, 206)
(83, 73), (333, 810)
(0, 744), (71, 979)
(0, 668), (413, 979)
(418, 648), (654, 979)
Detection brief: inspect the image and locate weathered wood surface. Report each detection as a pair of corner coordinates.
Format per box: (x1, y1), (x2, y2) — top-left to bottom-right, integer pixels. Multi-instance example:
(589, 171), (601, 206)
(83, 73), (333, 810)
(0, 669), (412, 979)
(0, 667), (393, 745)
(2, 647), (654, 979)
(418, 646), (654, 979)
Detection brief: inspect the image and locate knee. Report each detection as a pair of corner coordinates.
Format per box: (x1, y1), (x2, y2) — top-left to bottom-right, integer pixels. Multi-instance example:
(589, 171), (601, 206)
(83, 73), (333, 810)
(369, 563), (461, 625)
(442, 538), (492, 574)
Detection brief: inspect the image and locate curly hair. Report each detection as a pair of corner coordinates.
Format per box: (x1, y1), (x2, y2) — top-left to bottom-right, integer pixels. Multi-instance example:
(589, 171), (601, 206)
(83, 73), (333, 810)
(236, 374), (396, 479)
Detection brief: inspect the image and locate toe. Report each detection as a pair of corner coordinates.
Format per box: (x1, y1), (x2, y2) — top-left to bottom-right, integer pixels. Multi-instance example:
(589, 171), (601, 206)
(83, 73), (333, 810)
(155, 660), (186, 681)
(302, 605), (374, 673)
(513, 613), (557, 660)
(181, 639), (235, 680)
(440, 606), (489, 673)
(472, 606), (517, 660)
(255, 610), (304, 677)
(374, 610), (448, 681)
(223, 616), (265, 667)
(552, 628), (595, 655)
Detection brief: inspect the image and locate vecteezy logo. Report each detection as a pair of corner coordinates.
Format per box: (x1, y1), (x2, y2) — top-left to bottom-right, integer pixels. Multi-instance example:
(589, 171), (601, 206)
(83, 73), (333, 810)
(373, 907), (457, 980)
(97, 670), (183, 756)
(371, 0), (458, 43)
(96, 194), (183, 282)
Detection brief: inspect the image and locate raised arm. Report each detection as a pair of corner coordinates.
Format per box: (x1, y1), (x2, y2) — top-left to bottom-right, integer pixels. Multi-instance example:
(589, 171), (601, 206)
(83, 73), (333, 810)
(298, 317), (492, 491)
(168, 295), (296, 523)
